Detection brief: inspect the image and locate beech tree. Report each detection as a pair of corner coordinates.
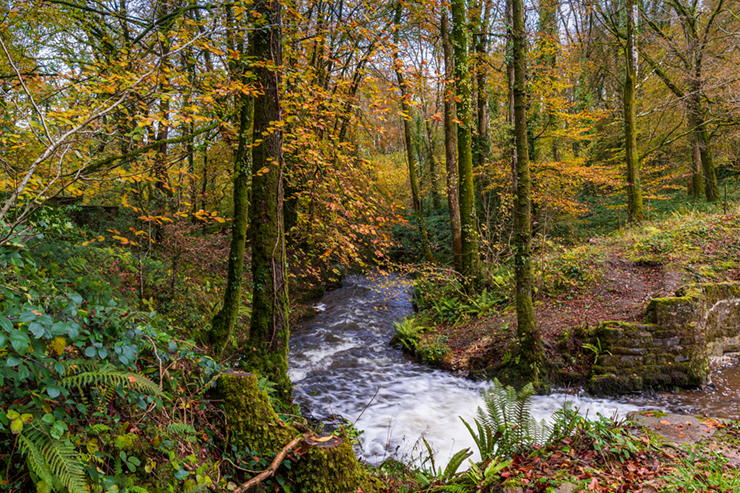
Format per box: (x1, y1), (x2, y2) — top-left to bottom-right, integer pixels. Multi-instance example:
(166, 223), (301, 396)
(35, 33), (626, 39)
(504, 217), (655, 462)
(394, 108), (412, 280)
(392, 1), (434, 263)
(241, 0), (292, 401)
(510, 0), (543, 379)
(451, 0), (480, 279)
(441, 7), (463, 273)
(640, 0), (725, 202)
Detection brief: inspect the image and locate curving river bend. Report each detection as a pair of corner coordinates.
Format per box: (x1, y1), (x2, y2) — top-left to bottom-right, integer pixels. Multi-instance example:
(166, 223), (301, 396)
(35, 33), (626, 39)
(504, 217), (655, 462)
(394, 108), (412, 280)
(289, 273), (649, 465)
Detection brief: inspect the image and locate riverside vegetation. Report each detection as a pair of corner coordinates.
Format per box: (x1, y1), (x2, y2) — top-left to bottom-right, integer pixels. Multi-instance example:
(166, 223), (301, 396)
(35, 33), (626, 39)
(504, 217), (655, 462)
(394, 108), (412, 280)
(3, 0), (740, 491)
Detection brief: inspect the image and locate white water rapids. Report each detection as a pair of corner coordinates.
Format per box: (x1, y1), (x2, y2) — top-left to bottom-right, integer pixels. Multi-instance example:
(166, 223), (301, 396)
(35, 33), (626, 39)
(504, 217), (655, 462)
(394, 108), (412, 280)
(289, 273), (643, 466)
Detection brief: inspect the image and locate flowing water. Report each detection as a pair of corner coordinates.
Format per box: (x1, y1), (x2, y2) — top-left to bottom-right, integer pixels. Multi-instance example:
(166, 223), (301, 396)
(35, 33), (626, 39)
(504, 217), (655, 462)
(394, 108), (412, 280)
(289, 273), (645, 465)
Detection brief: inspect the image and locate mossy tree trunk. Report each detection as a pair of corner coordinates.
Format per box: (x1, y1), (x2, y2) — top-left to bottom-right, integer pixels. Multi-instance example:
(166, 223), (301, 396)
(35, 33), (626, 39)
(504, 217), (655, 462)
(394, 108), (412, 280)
(393, 2), (434, 263)
(690, 130), (704, 199)
(441, 8), (463, 274)
(219, 372), (373, 493)
(451, 0), (480, 280)
(208, 4), (254, 352)
(538, 0), (559, 161)
(688, 90), (719, 202)
(424, 120), (441, 212)
(624, 0), (644, 222)
(208, 96), (253, 352)
(473, 0), (492, 169)
(243, 0), (292, 402)
(511, 0), (542, 381)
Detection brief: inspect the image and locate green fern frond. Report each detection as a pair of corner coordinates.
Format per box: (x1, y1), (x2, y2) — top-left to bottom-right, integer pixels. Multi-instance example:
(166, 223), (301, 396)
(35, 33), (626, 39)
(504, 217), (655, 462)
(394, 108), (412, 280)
(165, 423), (198, 443)
(18, 433), (54, 487)
(19, 429), (88, 493)
(61, 365), (163, 397)
(474, 379), (551, 458)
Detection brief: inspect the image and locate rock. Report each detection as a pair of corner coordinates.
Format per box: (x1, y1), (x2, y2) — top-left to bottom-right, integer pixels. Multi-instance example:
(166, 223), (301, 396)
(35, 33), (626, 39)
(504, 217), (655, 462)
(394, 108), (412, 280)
(555, 483), (577, 493)
(627, 411), (717, 445)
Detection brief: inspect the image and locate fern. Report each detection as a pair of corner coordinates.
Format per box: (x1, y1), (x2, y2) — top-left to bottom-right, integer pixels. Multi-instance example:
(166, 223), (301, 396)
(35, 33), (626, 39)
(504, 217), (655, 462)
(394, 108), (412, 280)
(18, 429), (88, 493)
(471, 379), (551, 458)
(61, 364), (163, 397)
(165, 423), (198, 443)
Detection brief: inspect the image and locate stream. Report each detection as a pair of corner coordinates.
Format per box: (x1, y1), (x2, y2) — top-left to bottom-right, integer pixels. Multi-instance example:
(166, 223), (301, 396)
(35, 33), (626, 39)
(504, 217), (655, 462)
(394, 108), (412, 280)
(288, 273), (654, 465)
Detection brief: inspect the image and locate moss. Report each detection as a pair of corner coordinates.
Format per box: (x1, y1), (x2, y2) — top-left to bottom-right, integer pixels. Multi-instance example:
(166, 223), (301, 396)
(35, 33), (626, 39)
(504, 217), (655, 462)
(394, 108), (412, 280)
(589, 374), (644, 394)
(294, 440), (375, 493)
(219, 372), (295, 453)
(637, 410), (669, 418)
(219, 372), (374, 492)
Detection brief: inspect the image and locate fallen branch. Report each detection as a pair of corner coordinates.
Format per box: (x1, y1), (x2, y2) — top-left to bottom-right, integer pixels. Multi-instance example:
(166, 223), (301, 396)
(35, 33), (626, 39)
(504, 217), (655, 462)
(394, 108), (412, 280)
(233, 433), (308, 493)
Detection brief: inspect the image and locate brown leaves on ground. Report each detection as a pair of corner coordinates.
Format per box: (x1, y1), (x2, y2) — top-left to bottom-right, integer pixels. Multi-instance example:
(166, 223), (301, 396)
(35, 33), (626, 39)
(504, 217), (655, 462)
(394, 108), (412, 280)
(498, 444), (671, 493)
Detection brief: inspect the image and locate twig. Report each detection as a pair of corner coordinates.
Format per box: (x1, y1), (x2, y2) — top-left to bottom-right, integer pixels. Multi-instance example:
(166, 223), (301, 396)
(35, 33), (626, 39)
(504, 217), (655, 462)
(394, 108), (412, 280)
(232, 433), (307, 493)
(354, 386), (380, 426)
(146, 335), (164, 391)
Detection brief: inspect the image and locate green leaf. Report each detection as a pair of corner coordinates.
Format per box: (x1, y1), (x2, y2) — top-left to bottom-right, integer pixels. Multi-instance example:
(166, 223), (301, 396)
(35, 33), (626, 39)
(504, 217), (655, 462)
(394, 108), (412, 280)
(84, 347), (96, 358)
(51, 322), (70, 336)
(18, 311), (38, 323)
(0, 316), (12, 332)
(67, 324), (79, 340)
(36, 480), (52, 493)
(47, 386), (61, 398)
(50, 420), (67, 439)
(10, 330), (30, 354)
(7, 409), (20, 420)
(10, 418), (23, 434)
(42, 414), (56, 424)
(28, 322), (46, 339)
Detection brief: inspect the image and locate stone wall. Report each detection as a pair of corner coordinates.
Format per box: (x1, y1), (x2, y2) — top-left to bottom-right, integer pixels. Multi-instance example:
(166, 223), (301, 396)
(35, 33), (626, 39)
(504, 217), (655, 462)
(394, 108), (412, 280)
(589, 282), (740, 394)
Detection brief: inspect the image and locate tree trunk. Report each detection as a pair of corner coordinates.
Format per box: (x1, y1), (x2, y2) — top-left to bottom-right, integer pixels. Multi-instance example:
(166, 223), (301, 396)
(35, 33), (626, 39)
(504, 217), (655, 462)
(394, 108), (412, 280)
(219, 372), (373, 493)
(243, 0), (292, 402)
(690, 128), (704, 199)
(208, 96), (253, 352)
(425, 120), (441, 211)
(688, 87), (719, 202)
(624, 0), (644, 222)
(511, 0), (542, 381)
(539, 0), (559, 161)
(473, 0), (492, 169)
(441, 8), (463, 274)
(393, 2), (434, 263)
(451, 0), (480, 280)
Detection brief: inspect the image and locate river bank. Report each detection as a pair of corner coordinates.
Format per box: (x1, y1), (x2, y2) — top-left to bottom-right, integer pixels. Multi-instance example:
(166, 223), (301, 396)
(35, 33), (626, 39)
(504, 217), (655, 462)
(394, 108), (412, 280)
(287, 269), (740, 492)
(395, 211), (740, 394)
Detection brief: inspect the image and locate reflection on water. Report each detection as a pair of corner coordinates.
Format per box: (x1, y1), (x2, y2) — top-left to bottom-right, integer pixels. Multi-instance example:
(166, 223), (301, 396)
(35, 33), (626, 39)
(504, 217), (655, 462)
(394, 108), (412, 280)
(289, 273), (642, 465)
(621, 356), (740, 419)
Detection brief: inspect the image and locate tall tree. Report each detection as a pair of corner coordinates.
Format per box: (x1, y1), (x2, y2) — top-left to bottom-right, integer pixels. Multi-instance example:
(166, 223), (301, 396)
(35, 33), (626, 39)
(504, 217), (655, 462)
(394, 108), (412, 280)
(623, 0), (644, 221)
(441, 7), (463, 273)
(598, 0), (645, 221)
(641, 0), (724, 202)
(242, 0), (292, 401)
(208, 3), (254, 352)
(451, 0), (480, 279)
(472, 0), (493, 169)
(392, 2), (434, 263)
(510, 0), (543, 380)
